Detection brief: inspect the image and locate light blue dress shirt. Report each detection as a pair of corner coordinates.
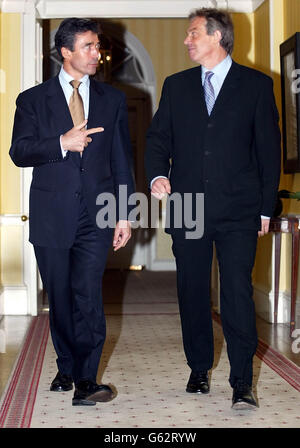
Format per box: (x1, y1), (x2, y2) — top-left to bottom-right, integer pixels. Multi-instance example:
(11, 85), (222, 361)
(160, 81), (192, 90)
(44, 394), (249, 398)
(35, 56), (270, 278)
(201, 54), (232, 99)
(58, 67), (90, 156)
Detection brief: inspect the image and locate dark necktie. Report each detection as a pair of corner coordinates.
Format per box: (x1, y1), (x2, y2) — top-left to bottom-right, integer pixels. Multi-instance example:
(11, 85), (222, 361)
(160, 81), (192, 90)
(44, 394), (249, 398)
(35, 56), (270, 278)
(203, 71), (215, 116)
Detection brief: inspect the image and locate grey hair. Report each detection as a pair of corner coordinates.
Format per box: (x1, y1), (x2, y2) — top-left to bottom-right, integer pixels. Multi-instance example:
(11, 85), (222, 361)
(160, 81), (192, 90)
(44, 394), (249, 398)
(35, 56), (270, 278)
(188, 8), (234, 55)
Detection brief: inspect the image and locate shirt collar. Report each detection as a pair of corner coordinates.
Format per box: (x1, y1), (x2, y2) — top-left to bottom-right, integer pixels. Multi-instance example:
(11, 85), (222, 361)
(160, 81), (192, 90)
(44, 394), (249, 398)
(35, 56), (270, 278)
(59, 66), (90, 87)
(202, 54), (232, 78)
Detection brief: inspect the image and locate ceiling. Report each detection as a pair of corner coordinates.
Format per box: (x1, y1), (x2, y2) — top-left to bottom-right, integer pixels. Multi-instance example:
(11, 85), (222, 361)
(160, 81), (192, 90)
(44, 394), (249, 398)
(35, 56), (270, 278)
(1, 0), (267, 17)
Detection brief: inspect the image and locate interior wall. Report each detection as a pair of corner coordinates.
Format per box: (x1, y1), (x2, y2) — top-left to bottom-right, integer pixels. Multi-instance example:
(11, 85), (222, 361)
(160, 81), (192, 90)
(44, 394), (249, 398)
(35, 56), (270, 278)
(253, 0), (300, 315)
(0, 13), (21, 215)
(0, 12), (22, 286)
(2, 6), (299, 307)
(252, 0), (274, 294)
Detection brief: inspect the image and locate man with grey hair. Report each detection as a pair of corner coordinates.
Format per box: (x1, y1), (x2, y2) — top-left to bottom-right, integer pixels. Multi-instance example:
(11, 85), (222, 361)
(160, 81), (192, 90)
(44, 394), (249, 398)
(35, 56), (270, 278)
(145, 8), (281, 410)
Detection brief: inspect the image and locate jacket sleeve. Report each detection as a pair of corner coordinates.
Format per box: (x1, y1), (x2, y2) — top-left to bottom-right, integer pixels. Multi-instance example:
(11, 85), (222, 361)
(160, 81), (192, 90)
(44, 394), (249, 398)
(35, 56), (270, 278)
(145, 78), (172, 187)
(254, 77), (281, 217)
(9, 92), (63, 168)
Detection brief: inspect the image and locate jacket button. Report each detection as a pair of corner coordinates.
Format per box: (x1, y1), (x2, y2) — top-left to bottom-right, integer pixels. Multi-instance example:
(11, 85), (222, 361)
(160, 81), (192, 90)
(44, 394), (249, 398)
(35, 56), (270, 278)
(80, 168), (84, 172)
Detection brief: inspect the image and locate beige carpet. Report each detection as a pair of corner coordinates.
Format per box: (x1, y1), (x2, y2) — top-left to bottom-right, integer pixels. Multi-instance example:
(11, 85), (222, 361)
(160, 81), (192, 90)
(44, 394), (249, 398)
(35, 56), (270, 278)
(1, 271), (299, 428)
(30, 312), (300, 428)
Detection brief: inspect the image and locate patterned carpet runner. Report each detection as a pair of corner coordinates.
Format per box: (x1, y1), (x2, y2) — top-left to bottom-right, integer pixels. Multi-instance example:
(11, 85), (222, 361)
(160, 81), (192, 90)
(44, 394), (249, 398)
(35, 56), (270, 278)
(0, 310), (299, 428)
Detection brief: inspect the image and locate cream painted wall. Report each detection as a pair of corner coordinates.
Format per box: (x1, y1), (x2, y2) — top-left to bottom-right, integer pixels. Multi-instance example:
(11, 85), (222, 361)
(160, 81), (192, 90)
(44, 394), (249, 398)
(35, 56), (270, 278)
(253, 0), (300, 308)
(0, 13), (22, 286)
(0, 13), (21, 215)
(252, 0), (292, 297)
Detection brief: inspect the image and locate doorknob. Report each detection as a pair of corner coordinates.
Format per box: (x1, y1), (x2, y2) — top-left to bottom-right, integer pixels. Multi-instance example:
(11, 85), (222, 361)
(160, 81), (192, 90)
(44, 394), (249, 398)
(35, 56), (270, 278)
(21, 215), (28, 222)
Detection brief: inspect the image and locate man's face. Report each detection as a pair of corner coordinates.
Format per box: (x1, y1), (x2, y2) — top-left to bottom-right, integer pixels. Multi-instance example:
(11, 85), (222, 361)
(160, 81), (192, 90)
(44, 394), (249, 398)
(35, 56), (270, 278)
(62, 30), (100, 78)
(184, 17), (219, 64)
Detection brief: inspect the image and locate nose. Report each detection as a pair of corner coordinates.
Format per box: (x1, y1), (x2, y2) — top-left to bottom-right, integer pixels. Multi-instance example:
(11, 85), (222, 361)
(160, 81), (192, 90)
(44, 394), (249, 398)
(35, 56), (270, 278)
(91, 46), (100, 57)
(184, 35), (190, 46)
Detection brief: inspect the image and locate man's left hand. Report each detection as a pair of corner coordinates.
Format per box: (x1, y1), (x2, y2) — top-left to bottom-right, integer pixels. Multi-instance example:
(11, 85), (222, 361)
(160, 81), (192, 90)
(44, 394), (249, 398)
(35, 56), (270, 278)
(113, 220), (132, 251)
(258, 218), (270, 237)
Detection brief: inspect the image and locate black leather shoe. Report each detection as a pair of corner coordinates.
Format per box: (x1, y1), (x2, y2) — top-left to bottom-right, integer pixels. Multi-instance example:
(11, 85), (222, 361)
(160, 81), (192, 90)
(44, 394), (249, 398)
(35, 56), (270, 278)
(186, 371), (210, 394)
(50, 372), (73, 392)
(72, 380), (116, 406)
(232, 381), (257, 410)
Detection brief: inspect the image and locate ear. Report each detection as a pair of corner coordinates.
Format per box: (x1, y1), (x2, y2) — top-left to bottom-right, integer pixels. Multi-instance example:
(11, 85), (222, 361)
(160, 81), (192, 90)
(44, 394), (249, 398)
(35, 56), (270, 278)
(61, 46), (73, 60)
(214, 29), (222, 44)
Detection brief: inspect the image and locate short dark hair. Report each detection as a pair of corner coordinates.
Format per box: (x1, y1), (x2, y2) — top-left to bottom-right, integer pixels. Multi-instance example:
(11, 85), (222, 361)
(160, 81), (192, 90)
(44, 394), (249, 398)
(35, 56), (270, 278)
(189, 8), (234, 55)
(55, 17), (100, 60)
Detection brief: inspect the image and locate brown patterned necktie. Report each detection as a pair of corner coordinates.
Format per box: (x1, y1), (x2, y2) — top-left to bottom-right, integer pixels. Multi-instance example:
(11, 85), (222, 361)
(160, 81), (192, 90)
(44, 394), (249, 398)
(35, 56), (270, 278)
(69, 80), (85, 126)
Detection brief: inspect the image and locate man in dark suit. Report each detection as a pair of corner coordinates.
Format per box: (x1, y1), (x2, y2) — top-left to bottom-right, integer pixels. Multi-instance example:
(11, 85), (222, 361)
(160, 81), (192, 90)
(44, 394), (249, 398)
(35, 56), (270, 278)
(145, 8), (281, 410)
(10, 18), (135, 406)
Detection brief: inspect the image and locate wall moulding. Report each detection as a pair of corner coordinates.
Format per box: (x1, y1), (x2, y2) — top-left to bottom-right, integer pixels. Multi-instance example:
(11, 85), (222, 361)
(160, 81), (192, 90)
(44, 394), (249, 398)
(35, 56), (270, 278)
(0, 0), (35, 13)
(1, 0), (266, 17)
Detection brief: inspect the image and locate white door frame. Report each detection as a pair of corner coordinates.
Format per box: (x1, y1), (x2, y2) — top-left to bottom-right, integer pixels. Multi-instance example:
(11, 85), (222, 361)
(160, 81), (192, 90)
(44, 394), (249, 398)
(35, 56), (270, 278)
(21, 8), (44, 316)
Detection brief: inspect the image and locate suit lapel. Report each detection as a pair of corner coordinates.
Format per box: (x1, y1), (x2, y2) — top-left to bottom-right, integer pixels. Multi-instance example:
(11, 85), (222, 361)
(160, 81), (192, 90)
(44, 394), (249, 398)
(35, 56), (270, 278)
(83, 78), (106, 160)
(185, 66), (209, 119)
(210, 61), (241, 117)
(46, 76), (74, 133)
(46, 76), (81, 166)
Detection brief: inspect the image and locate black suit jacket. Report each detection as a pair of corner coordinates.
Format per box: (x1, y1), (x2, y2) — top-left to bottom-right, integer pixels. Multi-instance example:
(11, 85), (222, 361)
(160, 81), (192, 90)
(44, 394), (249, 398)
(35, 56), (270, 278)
(145, 61), (281, 235)
(10, 76), (135, 248)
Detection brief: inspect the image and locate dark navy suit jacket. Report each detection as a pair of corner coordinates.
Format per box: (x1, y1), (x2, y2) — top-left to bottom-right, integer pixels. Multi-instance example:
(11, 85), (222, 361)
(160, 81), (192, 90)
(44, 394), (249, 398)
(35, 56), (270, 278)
(145, 61), (281, 235)
(10, 76), (135, 248)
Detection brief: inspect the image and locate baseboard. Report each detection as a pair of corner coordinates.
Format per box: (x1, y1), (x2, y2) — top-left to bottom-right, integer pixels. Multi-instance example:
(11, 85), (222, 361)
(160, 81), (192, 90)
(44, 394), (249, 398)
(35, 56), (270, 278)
(253, 284), (300, 324)
(0, 286), (28, 315)
(0, 286), (4, 317)
(147, 258), (176, 271)
(211, 285), (220, 314)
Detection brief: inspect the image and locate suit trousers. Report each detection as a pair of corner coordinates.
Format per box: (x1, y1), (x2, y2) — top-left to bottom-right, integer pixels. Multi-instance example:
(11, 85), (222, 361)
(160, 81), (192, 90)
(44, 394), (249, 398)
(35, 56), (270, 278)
(34, 194), (113, 384)
(172, 228), (258, 388)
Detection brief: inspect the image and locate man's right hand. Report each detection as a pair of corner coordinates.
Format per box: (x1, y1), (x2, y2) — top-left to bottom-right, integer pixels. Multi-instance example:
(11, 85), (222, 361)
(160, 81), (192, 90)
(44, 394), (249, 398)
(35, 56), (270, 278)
(61, 119), (104, 153)
(151, 177), (171, 199)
